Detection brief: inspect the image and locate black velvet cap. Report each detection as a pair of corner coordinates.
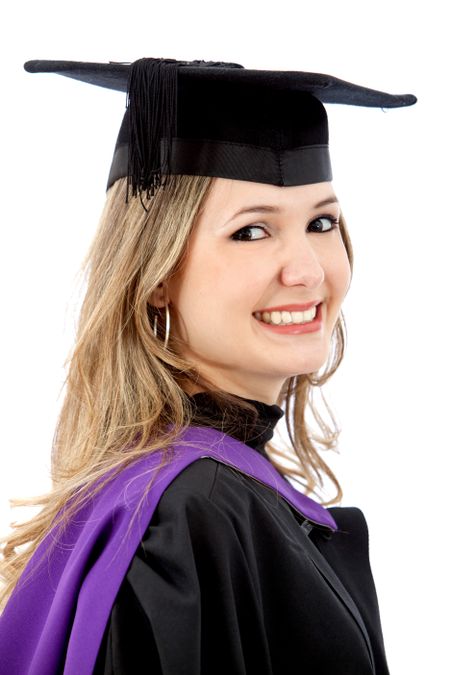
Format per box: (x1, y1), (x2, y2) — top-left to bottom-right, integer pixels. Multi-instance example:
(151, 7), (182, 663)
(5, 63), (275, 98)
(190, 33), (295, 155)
(24, 58), (417, 202)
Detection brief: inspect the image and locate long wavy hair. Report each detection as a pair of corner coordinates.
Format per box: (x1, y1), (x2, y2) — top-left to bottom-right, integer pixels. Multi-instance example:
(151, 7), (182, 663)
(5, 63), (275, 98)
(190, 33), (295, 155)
(0, 173), (353, 610)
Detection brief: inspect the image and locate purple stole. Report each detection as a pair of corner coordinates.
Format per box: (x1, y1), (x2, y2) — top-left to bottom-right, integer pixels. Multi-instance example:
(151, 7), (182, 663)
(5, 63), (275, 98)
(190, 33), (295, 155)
(0, 426), (337, 674)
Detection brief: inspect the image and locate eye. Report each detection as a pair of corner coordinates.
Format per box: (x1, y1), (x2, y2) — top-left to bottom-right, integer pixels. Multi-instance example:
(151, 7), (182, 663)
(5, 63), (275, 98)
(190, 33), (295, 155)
(308, 214), (340, 233)
(230, 214), (339, 242)
(230, 224), (268, 241)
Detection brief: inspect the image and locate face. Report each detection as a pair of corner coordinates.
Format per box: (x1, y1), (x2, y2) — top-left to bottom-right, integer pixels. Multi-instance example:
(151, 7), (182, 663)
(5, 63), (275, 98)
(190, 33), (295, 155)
(160, 178), (351, 404)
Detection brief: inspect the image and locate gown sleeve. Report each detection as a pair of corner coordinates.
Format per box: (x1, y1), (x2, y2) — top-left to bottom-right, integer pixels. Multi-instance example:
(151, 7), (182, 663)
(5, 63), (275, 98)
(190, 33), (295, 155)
(94, 458), (273, 675)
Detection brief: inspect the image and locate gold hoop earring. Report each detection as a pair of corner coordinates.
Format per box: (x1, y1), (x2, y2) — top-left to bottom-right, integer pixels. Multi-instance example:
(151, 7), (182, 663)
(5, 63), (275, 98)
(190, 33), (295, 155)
(152, 304), (171, 349)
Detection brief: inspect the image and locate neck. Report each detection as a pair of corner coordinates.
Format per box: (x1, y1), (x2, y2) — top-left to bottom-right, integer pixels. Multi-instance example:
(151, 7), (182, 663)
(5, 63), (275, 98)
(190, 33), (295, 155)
(182, 382), (282, 406)
(186, 390), (285, 457)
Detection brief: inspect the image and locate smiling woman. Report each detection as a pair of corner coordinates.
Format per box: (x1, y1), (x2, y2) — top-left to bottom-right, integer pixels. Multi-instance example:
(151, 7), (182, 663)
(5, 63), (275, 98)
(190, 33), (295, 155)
(156, 178), (351, 401)
(0, 57), (415, 675)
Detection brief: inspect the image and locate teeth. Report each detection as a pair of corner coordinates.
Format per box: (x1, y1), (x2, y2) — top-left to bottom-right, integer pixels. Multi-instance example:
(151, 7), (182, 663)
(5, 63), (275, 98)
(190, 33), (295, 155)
(254, 306), (318, 325)
(265, 311), (281, 324)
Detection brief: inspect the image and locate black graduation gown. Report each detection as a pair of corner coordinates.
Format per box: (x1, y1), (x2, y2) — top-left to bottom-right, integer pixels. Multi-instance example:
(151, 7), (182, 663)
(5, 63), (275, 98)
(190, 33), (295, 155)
(94, 393), (390, 674)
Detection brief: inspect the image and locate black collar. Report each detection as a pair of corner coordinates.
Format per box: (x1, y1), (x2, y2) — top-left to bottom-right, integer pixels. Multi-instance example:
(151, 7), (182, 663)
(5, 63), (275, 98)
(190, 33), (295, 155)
(188, 392), (285, 456)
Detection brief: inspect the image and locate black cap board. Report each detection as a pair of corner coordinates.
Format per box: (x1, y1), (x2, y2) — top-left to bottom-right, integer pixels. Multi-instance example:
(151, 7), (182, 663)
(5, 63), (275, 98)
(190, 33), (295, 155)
(24, 58), (417, 204)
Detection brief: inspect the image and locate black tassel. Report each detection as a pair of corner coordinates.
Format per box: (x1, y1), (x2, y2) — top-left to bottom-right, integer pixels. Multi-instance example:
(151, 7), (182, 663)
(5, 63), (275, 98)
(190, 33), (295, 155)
(126, 58), (181, 206)
(125, 57), (245, 207)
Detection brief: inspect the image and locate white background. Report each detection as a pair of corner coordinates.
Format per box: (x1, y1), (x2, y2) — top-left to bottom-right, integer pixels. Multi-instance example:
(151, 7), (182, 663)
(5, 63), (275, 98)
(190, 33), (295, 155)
(1, 1), (448, 672)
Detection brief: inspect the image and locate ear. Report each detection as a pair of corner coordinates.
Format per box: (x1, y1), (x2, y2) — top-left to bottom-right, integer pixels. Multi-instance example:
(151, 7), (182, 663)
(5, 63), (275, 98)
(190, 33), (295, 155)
(148, 282), (168, 309)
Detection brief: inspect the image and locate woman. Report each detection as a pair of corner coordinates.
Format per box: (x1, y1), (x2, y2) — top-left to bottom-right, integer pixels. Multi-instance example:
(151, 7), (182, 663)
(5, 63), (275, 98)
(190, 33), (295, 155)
(0, 58), (416, 674)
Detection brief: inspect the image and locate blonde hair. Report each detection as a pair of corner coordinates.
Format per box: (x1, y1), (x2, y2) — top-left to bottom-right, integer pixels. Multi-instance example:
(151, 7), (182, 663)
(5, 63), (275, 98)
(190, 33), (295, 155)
(0, 173), (353, 610)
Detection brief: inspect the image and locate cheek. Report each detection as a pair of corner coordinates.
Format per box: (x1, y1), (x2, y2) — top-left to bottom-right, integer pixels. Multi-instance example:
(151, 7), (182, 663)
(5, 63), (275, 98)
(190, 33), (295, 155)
(190, 247), (260, 302)
(324, 257), (351, 331)
(327, 242), (351, 296)
(339, 253), (352, 297)
(172, 262), (234, 324)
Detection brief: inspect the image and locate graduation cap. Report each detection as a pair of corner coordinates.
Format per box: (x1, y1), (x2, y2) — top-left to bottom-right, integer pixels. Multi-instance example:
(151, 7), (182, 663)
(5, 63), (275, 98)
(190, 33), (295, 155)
(24, 58), (417, 204)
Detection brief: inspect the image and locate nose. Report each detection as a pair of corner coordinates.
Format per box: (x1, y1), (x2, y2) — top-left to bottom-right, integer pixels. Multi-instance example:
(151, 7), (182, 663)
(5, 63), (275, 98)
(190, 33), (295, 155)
(280, 241), (325, 289)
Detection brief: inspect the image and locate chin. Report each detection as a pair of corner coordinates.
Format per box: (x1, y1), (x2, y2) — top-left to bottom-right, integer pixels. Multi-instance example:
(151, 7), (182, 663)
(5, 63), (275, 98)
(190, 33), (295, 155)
(287, 351), (330, 377)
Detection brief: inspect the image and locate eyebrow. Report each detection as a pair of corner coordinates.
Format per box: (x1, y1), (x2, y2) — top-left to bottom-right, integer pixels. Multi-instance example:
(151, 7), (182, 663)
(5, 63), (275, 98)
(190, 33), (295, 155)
(226, 195), (340, 223)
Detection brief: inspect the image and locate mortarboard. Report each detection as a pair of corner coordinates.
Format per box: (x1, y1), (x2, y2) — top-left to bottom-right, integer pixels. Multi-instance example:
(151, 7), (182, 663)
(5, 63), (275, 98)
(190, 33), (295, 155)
(24, 58), (417, 204)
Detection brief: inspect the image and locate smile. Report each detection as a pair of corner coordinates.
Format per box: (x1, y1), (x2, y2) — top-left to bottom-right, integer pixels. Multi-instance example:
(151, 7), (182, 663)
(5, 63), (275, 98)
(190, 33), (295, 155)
(253, 305), (318, 326)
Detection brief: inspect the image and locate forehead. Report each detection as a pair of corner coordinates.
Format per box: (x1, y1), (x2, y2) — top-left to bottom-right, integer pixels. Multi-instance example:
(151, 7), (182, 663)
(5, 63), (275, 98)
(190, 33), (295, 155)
(200, 178), (337, 218)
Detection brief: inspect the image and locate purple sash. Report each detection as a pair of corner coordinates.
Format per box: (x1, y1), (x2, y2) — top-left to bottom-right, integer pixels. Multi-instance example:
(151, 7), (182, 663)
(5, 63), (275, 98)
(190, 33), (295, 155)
(0, 425), (337, 674)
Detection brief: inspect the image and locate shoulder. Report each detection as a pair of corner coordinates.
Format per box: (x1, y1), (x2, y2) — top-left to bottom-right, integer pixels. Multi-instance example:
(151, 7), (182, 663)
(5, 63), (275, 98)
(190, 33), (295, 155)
(133, 456), (303, 559)
(311, 505), (371, 559)
(157, 456), (221, 500)
(155, 455), (295, 523)
(130, 458), (260, 571)
(325, 506), (370, 553)
(311, 505), (377, 591)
